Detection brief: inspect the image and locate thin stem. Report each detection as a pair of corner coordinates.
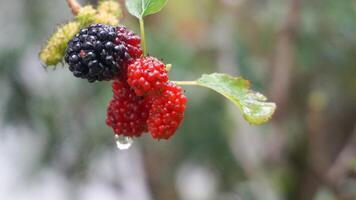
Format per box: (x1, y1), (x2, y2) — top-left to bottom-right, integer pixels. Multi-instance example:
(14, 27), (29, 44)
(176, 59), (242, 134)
(139, 18), (147, 56)
(66, 0), (81, 16)
(172, 81), (199, 86)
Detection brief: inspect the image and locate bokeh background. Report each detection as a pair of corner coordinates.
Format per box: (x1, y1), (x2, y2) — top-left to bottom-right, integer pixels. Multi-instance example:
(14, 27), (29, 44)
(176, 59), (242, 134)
(1, 0), (356, 199)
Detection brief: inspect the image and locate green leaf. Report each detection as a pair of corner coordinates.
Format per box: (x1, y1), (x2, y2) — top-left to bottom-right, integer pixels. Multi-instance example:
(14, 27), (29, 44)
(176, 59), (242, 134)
(125, 0), (168, 19)
(196, 73), (276, 125)
(125, 0), (141, 18)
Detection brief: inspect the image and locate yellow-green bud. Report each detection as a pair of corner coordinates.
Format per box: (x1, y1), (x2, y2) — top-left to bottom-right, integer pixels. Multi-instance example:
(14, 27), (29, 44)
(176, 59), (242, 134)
(76, 5), (97, 26)
(97, 0), (123, 20)
(75, 3), (122, 26)
(39, 21), (80, 66)
(39, 1), (124, 66)
(94, 12), (119, 26)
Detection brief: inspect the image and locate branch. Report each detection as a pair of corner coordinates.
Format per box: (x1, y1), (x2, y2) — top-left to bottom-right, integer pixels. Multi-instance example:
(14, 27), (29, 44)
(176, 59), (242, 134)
(327, 125), (356, 188)
(67, 0), (81, 16)
(269, 0), (301, 117)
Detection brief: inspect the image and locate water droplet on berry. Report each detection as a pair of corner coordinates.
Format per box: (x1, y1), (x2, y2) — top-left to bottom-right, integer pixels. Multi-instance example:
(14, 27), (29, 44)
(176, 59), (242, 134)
(115, 135), (133, 150)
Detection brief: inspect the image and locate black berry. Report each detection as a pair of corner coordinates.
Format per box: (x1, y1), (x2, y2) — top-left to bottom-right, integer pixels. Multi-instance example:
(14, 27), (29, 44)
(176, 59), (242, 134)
(65, 24), (140, 82)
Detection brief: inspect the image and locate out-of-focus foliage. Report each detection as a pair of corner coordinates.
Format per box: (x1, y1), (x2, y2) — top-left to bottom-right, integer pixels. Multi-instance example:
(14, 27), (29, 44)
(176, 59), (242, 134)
(0, 0), (356, 200)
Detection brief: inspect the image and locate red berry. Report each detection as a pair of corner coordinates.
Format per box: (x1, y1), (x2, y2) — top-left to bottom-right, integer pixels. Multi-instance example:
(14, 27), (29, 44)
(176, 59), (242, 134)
(147, 82), (187, 140)
(106, 80), (149, 137)
(115, 26), (143, 60)
(127, 57), (169, 96)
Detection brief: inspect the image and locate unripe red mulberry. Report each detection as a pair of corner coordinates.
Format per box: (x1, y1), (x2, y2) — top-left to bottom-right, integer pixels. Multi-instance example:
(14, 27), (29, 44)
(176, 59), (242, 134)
(127, 57), (169, 96)
(106, 80), (149, 137)
(147, 82), (187, 139)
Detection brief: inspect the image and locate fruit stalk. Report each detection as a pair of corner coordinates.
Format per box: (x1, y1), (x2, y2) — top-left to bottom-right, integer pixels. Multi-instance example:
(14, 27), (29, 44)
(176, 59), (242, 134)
(172, 81), (199, 86)
(139, 18), (147, 56)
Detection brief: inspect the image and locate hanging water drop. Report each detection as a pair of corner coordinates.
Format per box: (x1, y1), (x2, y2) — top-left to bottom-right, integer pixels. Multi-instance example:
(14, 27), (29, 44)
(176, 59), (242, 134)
(115, 135), (133, 150)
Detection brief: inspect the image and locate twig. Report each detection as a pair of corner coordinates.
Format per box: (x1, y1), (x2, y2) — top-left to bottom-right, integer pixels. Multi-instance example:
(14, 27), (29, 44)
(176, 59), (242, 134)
(67, 0), (81, 16)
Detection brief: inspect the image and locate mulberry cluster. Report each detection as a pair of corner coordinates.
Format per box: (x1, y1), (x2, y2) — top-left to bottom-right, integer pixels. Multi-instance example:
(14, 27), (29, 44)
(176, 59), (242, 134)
(64, 24), (186, 140)
(65, 24), (141, 82)
(107, 57), (187, 140)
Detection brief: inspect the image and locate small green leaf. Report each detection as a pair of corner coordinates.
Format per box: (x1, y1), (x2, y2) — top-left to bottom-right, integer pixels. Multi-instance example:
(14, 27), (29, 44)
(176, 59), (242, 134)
(196, 73), (276, 125)
(125, 0), (141, 18)
(125, 0), (168, 19)
(141, 0), (168, 16)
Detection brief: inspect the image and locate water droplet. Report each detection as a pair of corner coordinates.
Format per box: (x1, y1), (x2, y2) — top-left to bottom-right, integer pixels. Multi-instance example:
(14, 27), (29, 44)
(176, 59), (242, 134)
(253, 92), (267, 101)
(115, 135), (133, 150)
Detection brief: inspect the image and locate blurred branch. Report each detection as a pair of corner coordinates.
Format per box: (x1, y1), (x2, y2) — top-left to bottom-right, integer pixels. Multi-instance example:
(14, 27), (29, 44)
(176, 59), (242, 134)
(300, 97), (329, 200)
(326, 126), (356, 191)
(67, 0), (81, 16)
(266, 0), (301, 170)
(269, 0), (301, 116)
(305, 125), (356, 200)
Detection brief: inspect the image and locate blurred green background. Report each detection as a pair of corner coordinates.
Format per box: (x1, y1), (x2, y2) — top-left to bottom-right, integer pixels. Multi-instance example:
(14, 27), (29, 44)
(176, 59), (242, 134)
(1, 0), (356, 199)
